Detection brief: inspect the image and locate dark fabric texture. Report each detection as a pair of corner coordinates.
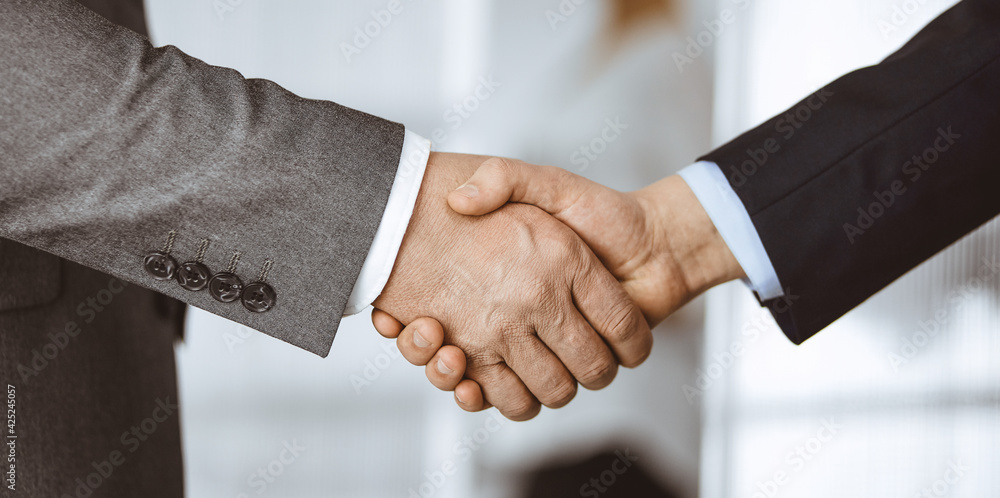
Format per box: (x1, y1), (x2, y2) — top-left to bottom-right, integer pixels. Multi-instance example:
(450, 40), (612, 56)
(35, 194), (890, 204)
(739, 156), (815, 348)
(0, 242), (62, 312)
(700, 0), (1000, 344)
(74, 0), (147, 34)
(1, 256), (185, 497)
(0, 0), (405, 357)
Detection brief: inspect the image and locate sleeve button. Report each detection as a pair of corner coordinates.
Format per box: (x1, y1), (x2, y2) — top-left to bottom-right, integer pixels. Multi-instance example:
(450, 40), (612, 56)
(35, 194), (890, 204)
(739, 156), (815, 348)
(209, 272), (244, 303)
(242, 283), (276, 313)
(177, 262), (211, 291)
(144, 252), (178, 281)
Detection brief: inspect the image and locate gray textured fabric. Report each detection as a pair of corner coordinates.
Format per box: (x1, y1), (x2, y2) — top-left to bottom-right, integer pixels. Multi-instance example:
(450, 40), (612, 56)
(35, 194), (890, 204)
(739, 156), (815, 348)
(0, 0), (405, 357)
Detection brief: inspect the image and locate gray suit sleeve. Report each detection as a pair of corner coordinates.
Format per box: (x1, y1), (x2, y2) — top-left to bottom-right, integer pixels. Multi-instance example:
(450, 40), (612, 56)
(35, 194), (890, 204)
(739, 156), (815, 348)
(0, 0), (405, 356)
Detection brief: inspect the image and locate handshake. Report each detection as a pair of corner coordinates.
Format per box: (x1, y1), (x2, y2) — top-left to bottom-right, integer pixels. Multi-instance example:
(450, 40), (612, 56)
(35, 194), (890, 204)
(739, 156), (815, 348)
(370, 152), (746, 421)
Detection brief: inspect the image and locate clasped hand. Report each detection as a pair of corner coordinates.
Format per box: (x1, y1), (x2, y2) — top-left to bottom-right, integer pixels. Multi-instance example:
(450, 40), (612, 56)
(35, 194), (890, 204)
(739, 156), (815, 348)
(371, 153), (744, 420)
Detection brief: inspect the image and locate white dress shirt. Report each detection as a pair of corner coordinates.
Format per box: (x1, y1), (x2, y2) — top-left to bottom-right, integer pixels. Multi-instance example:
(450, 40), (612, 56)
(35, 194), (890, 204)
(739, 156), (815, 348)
(678, 161), (784, 300)
(343, 130), (431, 315)
(344, 138), (785, 315)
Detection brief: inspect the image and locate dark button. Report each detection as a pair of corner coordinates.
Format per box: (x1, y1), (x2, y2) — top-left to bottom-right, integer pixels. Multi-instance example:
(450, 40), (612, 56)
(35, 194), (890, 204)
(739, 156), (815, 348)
(144, 252), (177, 281)
(208, 272), (244, 303)
(177, 261), (211, 291)
(242, 282), (276, 313)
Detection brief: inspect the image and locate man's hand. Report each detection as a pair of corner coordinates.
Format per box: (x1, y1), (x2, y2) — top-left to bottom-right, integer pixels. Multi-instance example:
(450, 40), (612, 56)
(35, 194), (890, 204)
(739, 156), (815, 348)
(388, 157), (746, 412)
(371, 153), (652, 421)
(449, 158), (746, 325)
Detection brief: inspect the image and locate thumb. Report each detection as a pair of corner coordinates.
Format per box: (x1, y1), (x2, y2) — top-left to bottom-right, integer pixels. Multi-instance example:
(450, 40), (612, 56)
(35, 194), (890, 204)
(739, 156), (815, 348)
(447, 157), (585, 217)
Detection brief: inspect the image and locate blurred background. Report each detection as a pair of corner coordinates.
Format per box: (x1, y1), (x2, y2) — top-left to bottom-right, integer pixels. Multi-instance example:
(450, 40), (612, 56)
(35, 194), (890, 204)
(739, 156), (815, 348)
(141, 0), (1000, 496)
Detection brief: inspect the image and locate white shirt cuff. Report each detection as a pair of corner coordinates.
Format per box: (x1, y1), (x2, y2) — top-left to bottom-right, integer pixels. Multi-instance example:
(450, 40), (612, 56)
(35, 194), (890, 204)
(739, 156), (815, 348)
(678, 161), (785, 300)
(343, 129), (431, 315)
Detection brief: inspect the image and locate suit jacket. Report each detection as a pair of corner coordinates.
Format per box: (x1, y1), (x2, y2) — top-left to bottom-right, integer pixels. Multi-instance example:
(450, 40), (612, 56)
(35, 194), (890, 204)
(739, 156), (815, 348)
(701, 0), (1000, 344)
(0, 0), (404, 357)
(1, 1), (404, 495)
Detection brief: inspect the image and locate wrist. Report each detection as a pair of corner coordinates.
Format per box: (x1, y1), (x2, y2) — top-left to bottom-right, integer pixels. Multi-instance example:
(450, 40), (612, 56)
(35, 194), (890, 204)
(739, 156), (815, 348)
(636, 175), (745, 299)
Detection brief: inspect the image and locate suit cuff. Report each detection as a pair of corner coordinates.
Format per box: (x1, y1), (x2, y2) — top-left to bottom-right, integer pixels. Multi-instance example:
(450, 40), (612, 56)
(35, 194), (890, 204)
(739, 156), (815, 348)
(344, 129), (431, 315)
(678, 161), (784, 300)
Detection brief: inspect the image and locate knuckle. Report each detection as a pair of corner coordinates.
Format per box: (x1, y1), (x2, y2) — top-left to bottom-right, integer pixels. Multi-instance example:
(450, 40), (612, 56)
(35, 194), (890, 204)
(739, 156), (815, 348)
(601, 302), (647, 348)
(540, 379), (577, 408)
(546, 164), (571, 181)
(539, 235), (584, 274)
(558, 325), (585, 353)
(558, 322), (599, 358)
(482, 311), (520, 354)
(504, 396), (541, 421)
(483, 156), (517, 179)
(487, 320), (532, 361)
(466, 351), (504, 376)
(578, 357), (618, 389)
(548, 166), (581, 196)
(538, 305), (568, 331)
(551, 227), (580, 253)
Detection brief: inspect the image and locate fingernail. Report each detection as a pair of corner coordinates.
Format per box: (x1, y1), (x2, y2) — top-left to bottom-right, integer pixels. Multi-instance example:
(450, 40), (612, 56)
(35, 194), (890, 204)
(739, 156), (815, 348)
(437, 358), (454, 375)
(455, 391), (465, 404)
(413, 328), (431, 348)
(454, 183), (478, 198)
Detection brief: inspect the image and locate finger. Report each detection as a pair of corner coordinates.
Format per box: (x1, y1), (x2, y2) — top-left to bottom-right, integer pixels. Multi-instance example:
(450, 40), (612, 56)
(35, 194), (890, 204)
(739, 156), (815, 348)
(396, 317), (445, 366)
(371, 308), (405, 339)
(448, 157), (599, 217)
(425, 345), (467, 391)
(574, 261), (653, 368)
(502, 336), (578, 409)
(469, 363), (541, 421)
(454, 379), (490, 412)
(536, 307), (619, 390)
